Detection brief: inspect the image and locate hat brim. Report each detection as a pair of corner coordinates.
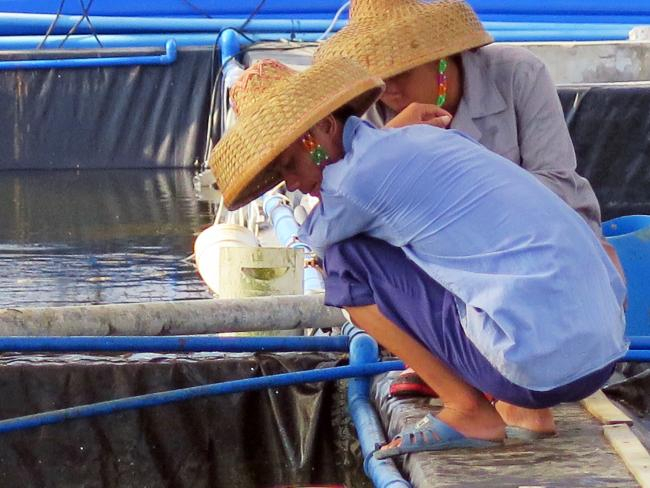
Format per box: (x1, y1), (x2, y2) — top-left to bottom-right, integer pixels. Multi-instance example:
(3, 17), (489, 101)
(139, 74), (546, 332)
(316, 1), (494, 80)
(210, 57), (384, 210)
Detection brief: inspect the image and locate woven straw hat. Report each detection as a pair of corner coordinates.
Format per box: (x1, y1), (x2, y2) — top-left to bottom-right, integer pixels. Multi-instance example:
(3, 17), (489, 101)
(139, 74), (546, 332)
(315, 0), (493, 80)
(209, 58), (384, 210)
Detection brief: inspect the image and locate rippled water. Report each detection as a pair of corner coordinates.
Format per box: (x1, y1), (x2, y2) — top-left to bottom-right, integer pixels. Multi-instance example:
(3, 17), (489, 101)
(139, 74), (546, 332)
(0, 169), (215, 307)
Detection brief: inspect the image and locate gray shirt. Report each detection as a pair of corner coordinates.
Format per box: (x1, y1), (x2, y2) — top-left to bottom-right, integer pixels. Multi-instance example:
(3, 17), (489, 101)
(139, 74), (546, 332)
(366, 44), (602, 235)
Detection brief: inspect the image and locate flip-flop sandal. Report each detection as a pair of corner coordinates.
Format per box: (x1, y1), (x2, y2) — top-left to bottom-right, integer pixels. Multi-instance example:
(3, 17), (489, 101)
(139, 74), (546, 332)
(388, 372), (438, 398)
(373, 413), (502, 460)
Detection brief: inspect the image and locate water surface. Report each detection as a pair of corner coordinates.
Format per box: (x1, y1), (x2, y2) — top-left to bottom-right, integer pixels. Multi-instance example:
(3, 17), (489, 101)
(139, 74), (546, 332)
(0, 169), (214, 307)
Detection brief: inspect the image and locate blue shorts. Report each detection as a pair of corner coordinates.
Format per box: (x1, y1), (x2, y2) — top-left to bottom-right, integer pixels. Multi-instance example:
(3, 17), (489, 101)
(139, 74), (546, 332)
(324, 235), (614, 408)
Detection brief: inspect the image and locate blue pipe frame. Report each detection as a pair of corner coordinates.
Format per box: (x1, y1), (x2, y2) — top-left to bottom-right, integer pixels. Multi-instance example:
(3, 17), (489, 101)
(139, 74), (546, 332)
(1, 13), (642, 37)
(0, 327), (410, 486)
(0, 359), (404, 435)
(0, 13), (348, 36)
(0, 38), (177, 71)
(345, 323), (412, 488)
(0, 20), (639, 54)
(0, 334), (648, 359)
(0, 328), (647, 487)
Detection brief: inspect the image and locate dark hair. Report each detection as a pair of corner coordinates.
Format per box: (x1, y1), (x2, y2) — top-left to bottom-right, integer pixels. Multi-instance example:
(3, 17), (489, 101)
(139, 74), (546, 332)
(332, 104), (356, 124)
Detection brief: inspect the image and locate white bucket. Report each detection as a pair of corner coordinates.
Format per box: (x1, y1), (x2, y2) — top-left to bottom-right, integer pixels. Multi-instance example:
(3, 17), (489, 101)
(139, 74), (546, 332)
(194, 223), (259, 296)
(218, 247), (303, 299)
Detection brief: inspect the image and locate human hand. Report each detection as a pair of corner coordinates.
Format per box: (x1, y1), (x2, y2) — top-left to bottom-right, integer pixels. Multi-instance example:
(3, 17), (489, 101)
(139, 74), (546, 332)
(385, 102), (453, 129)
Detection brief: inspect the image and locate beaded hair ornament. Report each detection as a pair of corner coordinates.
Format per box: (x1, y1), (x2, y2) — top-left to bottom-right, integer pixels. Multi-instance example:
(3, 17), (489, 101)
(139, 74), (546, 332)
(436, 58), (448, 107)
(301, 133), (329, 166)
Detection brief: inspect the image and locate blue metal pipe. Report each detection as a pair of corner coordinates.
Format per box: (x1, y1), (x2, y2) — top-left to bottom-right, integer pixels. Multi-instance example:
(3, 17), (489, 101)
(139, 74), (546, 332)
(0, 1), (350, 17)
(0, 359), (404, 434)
(3, 14), (642, 37)
(219, 28), (243, 77)
(491, 29), (631, 42)
(263, 193), (301, 248)
(0, 335), (350, 353)
(0, 0), (342, 17)
(346, 323), (411, 488)
(479, 14), (650, 24)
(0, 13), (347, 36)
(219, 29), (241, 62)
(468, 0), (650, 14)
(624, 350), (650, 362)
(0, 24), (637, 52)
(0, 39), (176, 70)
(629, 337), (650, 350)
(496, 28), (633, 41)
(483, 21), (638, 31)
(303, 266), (326, 295)
(0, 33), (323, 50)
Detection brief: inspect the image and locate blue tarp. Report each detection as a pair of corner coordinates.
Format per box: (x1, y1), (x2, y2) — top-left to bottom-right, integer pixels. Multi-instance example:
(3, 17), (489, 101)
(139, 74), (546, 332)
(1, 0), (649, 44)
(2, 0), (650, 17)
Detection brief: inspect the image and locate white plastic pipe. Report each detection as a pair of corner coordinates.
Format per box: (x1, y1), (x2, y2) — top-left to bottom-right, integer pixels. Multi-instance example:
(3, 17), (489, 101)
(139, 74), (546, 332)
(0, 295), (345, 336)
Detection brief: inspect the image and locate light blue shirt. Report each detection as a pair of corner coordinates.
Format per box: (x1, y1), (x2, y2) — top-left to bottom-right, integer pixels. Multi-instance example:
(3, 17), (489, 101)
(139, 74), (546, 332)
(365, 44), (602, 235)
(299, 117), (627, 391)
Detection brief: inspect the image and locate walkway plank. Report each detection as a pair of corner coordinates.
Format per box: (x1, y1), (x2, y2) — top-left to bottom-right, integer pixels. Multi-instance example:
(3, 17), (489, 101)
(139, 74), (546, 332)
(372, 373), (638, 488)
(582, 390), (634, 425)
(604, 424), (650, 488)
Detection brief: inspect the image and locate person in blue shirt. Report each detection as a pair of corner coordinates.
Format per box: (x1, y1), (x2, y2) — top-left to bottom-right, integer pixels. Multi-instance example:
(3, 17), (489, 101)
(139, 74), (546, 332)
(316, 0), (626, 399)
(210, 58), (627, 458)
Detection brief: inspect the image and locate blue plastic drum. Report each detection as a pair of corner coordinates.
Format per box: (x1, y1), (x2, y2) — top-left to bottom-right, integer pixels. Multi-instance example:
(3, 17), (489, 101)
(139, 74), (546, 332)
(602, 215), (650, 336)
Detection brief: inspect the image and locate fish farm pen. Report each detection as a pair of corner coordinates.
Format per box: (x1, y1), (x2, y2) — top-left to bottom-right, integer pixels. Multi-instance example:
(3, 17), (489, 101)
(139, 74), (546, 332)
(1, 1), (650, 487)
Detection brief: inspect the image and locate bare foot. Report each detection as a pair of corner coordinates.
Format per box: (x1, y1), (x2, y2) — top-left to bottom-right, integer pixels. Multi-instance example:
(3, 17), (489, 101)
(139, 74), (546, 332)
(494, 401), (556, 435)
(438, 400), (506, 441)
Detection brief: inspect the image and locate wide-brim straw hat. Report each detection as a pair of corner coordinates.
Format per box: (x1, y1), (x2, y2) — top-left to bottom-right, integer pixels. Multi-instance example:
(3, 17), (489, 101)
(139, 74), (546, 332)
(209, 58), (384, 210)
(315, 0), (493, 80)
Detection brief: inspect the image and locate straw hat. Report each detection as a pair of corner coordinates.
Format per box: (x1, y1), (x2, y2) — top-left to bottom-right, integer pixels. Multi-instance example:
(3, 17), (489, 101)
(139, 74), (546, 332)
(315, 0), (493, 80)
(209, 58), (384, 210)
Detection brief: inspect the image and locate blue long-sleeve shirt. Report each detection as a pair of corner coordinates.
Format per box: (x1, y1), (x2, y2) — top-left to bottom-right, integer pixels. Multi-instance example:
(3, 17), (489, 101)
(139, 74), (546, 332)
(298, 117), (627, 391)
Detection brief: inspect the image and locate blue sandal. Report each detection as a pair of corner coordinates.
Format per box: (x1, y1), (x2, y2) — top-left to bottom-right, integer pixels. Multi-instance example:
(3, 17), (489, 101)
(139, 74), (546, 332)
(374, 414), (502, 460)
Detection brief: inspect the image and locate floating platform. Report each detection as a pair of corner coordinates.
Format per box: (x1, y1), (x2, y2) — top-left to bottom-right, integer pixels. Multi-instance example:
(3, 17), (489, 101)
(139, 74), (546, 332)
(373, 372), (650, 487)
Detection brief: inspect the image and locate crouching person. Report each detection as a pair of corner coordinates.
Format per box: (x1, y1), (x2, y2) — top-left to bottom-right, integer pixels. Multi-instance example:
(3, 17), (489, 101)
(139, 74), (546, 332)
(209, 58), (628, 457)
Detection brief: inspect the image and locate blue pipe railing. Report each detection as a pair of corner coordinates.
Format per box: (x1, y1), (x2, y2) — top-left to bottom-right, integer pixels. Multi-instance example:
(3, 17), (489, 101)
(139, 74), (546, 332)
(1, 13), (643, 37)
(0, 1), (351, 16)
(0, 335), (349, 353)
(624, 350), (650, 362)
(491, 29), (632, 42)
(345, 323), (411, 488)
(0, 33), (323, 51)
(0, 334), (646, 359)
(219, 28), (242, 65)
(0, 22), (640, 53)
(219, 28), (244, 86)
(0, 359), (404, 434)
(0, 39), (177, 70)
(629, 337), (650, 350)
(0, 13), (348, 36)
(263, 194), (303, 248)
